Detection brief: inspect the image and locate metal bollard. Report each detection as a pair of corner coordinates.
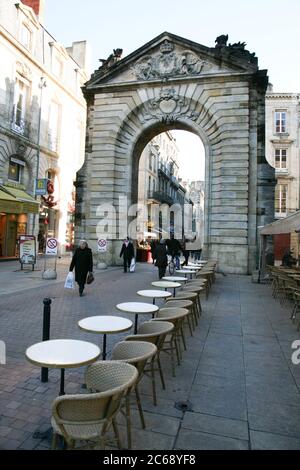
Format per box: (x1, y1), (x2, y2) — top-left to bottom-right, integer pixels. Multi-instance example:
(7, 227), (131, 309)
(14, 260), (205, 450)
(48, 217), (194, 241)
(41, 298), (52, 383)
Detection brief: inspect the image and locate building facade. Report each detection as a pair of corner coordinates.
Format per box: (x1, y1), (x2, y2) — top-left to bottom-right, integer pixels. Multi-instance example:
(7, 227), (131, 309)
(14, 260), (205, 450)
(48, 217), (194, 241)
(265, 89), (300, 262)
(137, 131), (190, 239)
(0, 0), (88, 258)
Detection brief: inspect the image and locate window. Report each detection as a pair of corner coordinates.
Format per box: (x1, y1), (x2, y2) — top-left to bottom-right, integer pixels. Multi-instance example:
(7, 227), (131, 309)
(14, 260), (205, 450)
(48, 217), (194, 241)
(275, 111), (287, 133)
(149, 154), (152, 171)
(275, 184), (288, 214)
(12, 78), (30, 134)
(275, 149), (287, 169)
(20, 24), (32, 50)
(48, 102), (60, 151)
(8, 157), (25, 183)
(52, 56), (63, 78)
(148, 176), (151, 191)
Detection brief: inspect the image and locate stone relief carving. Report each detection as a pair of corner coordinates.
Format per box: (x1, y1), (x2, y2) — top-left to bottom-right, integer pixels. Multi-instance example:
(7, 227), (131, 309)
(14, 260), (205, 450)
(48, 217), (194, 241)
(16, 61), (32, 80)
(140, 88), (200, 124)
(132, 40), (205, 80)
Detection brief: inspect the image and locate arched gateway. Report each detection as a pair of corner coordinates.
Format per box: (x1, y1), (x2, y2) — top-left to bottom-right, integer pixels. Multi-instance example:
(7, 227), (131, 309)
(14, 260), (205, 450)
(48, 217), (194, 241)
(75, 32), (275, 274)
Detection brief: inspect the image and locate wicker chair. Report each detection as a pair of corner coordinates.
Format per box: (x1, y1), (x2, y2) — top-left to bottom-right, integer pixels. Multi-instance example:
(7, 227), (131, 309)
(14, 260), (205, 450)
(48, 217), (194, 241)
(164, 299), (194, 336)
(182, 285), (204, 316)
(152, 307), (189, 376)
(166, 291), (199, 326)
(51, 361), (138, 450)
(111, 341), (157, 448)
(124, 321), (174, 406)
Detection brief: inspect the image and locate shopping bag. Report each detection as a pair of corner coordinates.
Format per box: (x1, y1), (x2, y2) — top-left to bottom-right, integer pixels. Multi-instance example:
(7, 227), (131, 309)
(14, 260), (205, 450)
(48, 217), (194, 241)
(64, 271), (74, 289)
(129, 257), (136, 272)
(86, 272), (94, 284)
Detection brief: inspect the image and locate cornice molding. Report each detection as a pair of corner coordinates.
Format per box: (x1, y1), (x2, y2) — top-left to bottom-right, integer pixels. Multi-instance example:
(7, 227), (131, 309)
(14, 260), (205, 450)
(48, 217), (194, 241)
(266, 94), (300, 100)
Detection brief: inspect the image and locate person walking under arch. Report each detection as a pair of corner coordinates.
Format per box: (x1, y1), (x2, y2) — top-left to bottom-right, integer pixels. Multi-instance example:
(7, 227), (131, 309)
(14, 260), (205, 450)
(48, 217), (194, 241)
(69, 240), (93, 296)
(120, 237), (134, 273)
(154, 238), (168, 279)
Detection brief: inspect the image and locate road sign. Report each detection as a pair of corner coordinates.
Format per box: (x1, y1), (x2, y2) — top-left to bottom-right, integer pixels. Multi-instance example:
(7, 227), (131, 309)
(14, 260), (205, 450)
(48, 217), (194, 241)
(46, 237), (58, 256)
(35, 178), (48, 196)
(97, 238), (107, 252)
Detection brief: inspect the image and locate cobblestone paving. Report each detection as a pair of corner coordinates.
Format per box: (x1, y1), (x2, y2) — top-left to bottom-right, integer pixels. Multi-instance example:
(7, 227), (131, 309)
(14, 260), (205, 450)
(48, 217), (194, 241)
(0, 263), (300, 450)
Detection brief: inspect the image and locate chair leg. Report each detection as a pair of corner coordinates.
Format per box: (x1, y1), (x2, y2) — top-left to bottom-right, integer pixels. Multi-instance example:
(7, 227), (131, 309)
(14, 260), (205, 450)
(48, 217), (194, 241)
(180, 325), (187, 351)
(135, 386), (146, 429)
(51, 432), (58, 450)
(156, 354), (166, 390)
(150, 358), (157, 406)
(112, 419), (122, 449)
(125, 395), (132, 450)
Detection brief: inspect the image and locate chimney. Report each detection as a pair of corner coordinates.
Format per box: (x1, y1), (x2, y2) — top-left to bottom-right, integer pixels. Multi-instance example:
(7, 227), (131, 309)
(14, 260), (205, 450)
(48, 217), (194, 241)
(21, 0), (45, 22)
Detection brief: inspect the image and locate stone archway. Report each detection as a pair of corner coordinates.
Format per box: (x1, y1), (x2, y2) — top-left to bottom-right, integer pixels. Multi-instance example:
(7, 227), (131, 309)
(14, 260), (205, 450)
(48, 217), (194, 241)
(76, 32), (275, 274)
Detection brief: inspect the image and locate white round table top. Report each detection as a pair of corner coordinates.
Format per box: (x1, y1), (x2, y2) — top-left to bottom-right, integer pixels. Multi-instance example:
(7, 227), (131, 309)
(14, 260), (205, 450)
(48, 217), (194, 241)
(78, 316), (133, 334)
(184, 266), (201, 270)
(151, 281), (181, 288)
(25, 339), (101, 369)
(176, 270), (195, 275)
(137, 289), (172, 298)
(162, 276), (188, 282)
(116, 302), (159, 314)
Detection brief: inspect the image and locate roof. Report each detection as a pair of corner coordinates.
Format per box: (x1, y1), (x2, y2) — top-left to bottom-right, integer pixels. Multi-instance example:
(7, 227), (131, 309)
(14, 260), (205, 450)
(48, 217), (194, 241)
(260, 211), (300, 235)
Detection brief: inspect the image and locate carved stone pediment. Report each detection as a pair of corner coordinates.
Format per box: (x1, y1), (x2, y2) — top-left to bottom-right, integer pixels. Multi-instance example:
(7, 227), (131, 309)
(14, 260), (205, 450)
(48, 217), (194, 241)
(86, 32), (259, 91)
(131, 41), (205, 80)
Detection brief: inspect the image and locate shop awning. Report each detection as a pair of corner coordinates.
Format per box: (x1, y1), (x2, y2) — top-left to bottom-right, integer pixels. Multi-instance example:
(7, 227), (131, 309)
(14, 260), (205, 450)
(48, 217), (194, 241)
(260, 211), (300, 235)
(0, 186), (39, 214)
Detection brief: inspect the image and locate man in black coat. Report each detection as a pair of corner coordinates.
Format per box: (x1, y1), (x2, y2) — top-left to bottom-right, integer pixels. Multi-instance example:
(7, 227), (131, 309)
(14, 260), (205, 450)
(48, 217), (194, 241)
(154, 238), (168, 279)
(69, 240), (93, 296)
(120, 237), (134, 273)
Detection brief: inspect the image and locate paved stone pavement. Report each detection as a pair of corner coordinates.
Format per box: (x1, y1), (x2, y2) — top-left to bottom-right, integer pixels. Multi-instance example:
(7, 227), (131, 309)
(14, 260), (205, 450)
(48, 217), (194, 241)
(0, 262), (300, 450)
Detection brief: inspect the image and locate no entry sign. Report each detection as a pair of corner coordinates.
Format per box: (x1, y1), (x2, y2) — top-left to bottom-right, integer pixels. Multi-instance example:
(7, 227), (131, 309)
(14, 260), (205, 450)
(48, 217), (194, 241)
(46, 237), (58, 256)
(97, 238), (107, 252)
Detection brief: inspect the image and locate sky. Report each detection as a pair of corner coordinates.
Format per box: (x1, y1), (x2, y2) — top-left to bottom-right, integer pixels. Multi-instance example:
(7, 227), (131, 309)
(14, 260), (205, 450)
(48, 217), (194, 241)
(43, 0), (300, 181)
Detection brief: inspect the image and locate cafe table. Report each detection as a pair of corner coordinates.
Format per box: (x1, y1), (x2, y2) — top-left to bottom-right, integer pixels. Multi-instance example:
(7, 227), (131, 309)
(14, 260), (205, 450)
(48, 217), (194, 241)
(78, 315), (133, 360)
(116, 302), (159, 334)
(162, 276), (188, 283)
(25, 339), (101, 396)
(137, 289), (172, 305)
(175, 269), (196, 279)
(151, 280), (182, 297)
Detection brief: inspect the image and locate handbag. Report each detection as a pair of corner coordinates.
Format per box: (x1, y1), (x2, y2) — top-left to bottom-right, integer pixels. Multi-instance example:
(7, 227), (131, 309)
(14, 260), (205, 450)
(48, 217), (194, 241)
(86, 272), (94, 284)
(129, 257), (136, 272)
(64, 272), (74, 289)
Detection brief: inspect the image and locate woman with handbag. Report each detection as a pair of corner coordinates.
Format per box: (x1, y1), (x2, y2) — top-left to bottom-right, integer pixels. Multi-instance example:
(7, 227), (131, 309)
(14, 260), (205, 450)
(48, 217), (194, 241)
(69, 240), (93, 296)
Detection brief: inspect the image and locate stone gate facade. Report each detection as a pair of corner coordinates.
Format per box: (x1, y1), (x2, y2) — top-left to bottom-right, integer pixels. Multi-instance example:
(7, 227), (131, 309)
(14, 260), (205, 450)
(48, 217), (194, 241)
(75, 32), (275, 274)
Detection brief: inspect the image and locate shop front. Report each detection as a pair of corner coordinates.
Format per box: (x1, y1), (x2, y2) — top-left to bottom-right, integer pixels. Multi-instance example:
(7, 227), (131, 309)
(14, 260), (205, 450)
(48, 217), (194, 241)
(0, 186), (39, 259)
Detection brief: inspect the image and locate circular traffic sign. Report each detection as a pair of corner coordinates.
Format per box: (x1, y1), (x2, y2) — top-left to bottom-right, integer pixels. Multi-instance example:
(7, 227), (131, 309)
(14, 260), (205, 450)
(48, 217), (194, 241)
(98, 239), (106, 247)
(47, 238), (57, 249)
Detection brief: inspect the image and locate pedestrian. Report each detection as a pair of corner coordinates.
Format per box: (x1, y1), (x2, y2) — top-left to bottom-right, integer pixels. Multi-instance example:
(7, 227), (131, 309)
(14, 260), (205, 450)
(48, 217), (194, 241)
(167, 235), (181, 269)
(150, 239), (158, 264)
(181, 236), (189, 267)
(154, 238), (168, 279)
(282, 249), (297, 268)
(69, 240), (93, 297)
(120, 237), (134, 273)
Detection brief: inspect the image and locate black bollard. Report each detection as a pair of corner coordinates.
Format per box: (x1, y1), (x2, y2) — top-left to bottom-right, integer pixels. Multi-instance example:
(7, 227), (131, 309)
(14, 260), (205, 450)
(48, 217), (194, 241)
(41, 298), (52, 383)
